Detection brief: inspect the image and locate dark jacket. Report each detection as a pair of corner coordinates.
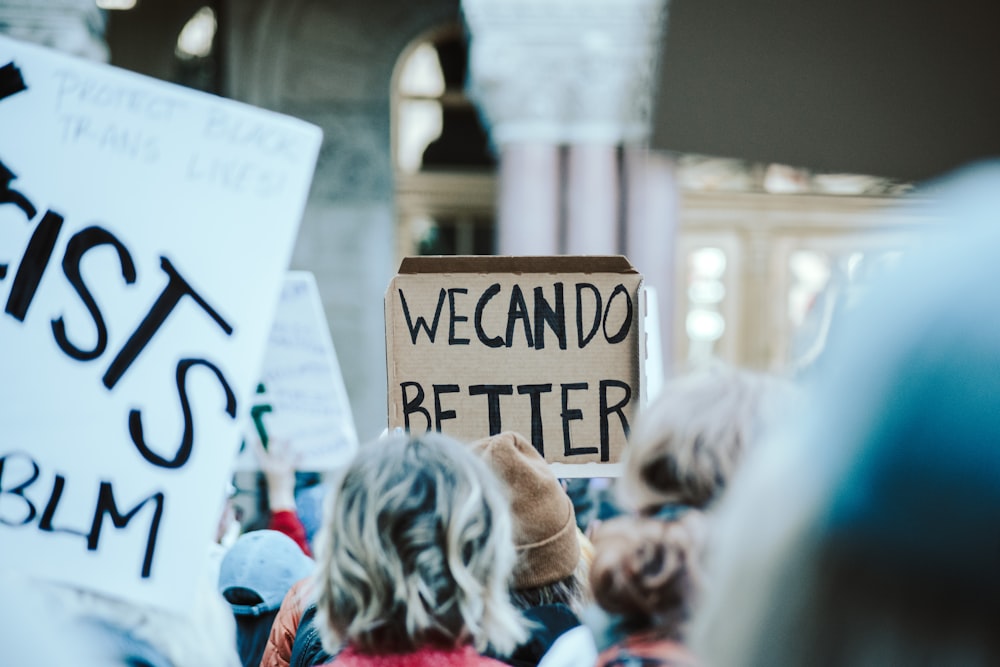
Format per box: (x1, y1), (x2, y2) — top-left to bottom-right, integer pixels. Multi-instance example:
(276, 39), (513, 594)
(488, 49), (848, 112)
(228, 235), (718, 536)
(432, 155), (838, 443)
(290, 601), (335, 667)
(486, 604), (580, 667)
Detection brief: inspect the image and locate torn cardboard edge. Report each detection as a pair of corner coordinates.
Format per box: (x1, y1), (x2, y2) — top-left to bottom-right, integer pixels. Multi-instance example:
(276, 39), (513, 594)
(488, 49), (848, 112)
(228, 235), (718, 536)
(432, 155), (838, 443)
(397, 255), (640, 275)
(385, 255), (645, 476)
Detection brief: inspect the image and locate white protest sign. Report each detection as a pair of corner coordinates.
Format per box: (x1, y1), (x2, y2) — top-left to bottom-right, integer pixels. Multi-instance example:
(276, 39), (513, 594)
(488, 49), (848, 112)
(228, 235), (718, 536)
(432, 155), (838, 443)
(237, 271), (358, 471)
(0, 36), (322, 613)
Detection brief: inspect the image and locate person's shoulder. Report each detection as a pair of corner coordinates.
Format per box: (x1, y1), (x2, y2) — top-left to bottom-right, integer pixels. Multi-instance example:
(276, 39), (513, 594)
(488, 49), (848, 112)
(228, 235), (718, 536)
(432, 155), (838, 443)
(537, 624), (598, 667)
(522, 603), (581, 635)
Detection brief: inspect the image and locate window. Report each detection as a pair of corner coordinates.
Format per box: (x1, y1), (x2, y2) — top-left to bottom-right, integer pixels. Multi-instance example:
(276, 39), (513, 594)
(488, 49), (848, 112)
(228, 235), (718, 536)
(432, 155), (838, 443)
(392, 25), (497, 259)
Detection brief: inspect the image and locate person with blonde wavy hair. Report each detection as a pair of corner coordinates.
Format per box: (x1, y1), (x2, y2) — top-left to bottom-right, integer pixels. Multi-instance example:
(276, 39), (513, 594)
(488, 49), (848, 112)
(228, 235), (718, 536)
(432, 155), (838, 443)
(311, 432), (527, 667)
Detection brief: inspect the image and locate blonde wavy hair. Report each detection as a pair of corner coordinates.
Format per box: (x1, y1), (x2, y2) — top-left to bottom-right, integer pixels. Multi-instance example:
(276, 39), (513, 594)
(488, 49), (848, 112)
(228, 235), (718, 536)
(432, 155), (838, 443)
(314, 432), (527, 656)
(623, 362), (795, 512)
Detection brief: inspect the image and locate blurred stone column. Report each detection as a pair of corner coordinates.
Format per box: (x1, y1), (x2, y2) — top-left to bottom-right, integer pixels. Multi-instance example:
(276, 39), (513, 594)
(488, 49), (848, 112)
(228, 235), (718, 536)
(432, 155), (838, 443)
(464, 0), (677, 370)
(565, 144), (618, 254)
(465, 0), (667, 257)
(462, 0), (567, 255)
(625, 148), (680, 378)
(0, 0), (109, 61)
(496, 143), (561, 255)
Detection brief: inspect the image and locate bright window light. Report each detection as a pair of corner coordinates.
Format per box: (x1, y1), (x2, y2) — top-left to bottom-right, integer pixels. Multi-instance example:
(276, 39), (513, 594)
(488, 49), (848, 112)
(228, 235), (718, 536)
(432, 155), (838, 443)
(96, 0), (137, 9)
(176, 7), (217, 60)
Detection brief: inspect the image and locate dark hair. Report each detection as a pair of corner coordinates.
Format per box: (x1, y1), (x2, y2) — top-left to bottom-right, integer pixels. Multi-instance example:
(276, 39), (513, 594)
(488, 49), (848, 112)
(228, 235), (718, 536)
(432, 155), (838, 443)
(509, 567), (589, 616)
(589, 513), (704, 641)
(233, 610), (279, 667)
(224, 587), (279, 667)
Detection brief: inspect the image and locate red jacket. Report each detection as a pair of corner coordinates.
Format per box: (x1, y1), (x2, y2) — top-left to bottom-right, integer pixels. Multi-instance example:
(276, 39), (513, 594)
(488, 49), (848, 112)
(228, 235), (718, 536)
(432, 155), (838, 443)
(321, 645), (507, 667)
(259, 578), (310, 667)
(269, 508), (313, 557)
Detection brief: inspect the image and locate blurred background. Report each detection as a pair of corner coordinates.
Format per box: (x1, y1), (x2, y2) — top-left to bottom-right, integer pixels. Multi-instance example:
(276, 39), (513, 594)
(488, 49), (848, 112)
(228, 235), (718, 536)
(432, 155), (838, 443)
(6, 0), (996, 442)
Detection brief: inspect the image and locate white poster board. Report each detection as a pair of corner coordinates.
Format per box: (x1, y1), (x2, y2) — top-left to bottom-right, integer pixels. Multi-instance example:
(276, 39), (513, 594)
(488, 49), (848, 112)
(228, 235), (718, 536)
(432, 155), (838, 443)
(643, 285), (665, 404)
(0, 36), (322, 613)
(237, 271), (358, 471)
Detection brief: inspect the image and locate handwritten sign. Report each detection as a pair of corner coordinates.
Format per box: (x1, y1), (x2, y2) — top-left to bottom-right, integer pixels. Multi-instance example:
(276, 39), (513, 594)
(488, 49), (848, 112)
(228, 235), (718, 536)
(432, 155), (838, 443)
(385, 256), (644, 476)
(237, 271), (358, 471)
(0, 36), (322, 612)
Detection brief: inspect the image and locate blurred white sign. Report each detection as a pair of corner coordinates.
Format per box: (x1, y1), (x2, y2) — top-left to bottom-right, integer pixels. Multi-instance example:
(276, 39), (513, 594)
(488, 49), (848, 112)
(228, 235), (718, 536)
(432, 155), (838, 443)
(0, 36), (321, 612)
(643, 285), (665, 404)
(237, 271), (358, 471)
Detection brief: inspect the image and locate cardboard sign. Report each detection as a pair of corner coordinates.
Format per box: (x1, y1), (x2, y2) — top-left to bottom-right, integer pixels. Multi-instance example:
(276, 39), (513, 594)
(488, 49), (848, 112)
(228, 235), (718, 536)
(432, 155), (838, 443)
(0, 36), (321, 612)
(385, 256), (644, 476)
(237, 271), (358, 471)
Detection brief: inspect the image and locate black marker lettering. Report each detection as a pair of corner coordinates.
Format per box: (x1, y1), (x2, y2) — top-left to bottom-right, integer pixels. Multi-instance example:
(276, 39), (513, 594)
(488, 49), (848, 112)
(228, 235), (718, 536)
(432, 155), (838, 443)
(38, 475), (88, 537)
(0, 62), (28, 103)
(399, 288), (446, 344)
(0, 452), (39, 527)
(401, 381), (431, 432)
(533, 283), (566, 350)
(447, 288), (470, 345)
(469, 384), (514, 435)
(599, 380), (632, 462)
(474, 283), (503, 348)
(505, 285), (533, 348)
(0, 159), (36, 220)
(127, 358), (237, 469)
(0, 160), (38, 280)
(51, 226), (137, 361)
(88, 482), (164, 579)
(561, 382), (596, 456)
(575, 283), (601, 348)
(433, 384), (460, 431)
(602, 284), (633, 344)
(517, 383), (552, 456)
(103, 257), (232, 389)
(4, 210), (64, 321)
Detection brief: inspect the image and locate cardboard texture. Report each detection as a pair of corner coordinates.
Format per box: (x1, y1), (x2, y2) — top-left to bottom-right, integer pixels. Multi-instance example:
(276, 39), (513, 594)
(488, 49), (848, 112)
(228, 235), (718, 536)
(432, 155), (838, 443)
(386, 256), (643, 473)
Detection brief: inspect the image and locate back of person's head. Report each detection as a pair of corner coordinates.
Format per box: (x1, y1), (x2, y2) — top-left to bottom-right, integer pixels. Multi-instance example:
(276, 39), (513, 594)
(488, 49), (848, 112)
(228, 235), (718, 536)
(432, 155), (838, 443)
(313, 431), (527, 656)
(623, 362), (794, 513)
(471, 431), (589, 615)
(219, 529), (314, 667)
(589, 510), (705, 641)
(692, 162), (1000, 667)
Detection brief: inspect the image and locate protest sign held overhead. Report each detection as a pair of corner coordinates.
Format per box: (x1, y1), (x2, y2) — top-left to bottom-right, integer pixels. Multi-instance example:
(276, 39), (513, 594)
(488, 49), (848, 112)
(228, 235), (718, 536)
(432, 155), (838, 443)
(0, 36), (322, 613)
(385, 256), (644, 476)
(237, 271), (358, 471)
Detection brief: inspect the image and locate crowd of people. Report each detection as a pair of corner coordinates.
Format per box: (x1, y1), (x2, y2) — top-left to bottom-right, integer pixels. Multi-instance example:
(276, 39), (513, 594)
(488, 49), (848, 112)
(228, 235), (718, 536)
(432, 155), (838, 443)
(11, 163), (1000, 666)
(225, 360), (781, 667)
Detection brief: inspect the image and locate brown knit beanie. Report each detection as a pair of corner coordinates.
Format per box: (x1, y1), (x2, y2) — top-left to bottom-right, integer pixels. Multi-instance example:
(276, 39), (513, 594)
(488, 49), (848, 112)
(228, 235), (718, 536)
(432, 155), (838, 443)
(471, 431), (581, 589)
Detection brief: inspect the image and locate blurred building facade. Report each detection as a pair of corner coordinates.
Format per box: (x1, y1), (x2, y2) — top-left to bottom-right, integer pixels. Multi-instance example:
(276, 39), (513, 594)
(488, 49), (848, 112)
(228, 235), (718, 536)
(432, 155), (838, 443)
(2, 0), (931, 440)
